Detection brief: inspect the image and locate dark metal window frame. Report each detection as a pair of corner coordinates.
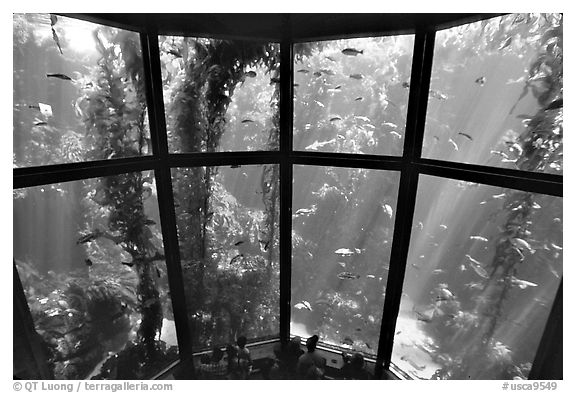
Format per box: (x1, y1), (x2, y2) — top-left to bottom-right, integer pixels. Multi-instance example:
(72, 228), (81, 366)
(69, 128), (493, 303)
(13, 13), (562, 380)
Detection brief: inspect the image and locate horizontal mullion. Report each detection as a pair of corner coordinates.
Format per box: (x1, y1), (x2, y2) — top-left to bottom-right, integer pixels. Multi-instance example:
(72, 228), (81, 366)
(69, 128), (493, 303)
(166, 151), (281, 168)
(14, 156), (160, 189)
(416, 160), (562, 197)
(290, 152), (404, 171)
(58, 13), (144, 33)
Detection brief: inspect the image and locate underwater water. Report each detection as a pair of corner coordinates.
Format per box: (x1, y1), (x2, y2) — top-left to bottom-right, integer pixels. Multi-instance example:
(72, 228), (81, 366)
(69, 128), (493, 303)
(13, 12), (561, 380)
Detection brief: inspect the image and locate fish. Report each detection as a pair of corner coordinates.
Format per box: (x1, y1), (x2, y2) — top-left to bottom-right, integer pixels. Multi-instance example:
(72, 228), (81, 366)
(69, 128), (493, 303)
(465, 254), (482, 265)
(396, 331), (401, 335)
(234, 241), (244, 246)
(230, 254), (243, 264)
(33, 120), (48, 126)
(330, 116), (342, 122)
(293, 83), (299, 87)
(156, 267), (161, 278)
(77, 232), (97, 244)
(498, 36), (513, 50)
(469, 236), (488, 242)
(313, 71), (322, 77)
(325, 56), (336, 62)
(230, 165), (241, 169)
(241, 119), (254, 124)
(545, 98), (563, 111)
(432, 269), (444, 274)
(366, 274), (376, 279)
(334, 248), (355, 256)
(294, 301), (312, 311)
(492, 193), (507, 199)
(337, 134), (346, 140)
(411, 264), (420, 270)
(365, 342), (371, 349)
(383, 122), (398, 128)
(457, 132), (473, 141)
(304, 138), (336, 151)
(390, 131), (402, 138)
(341, 336), (354, 345)
(510, 238), (535, 254)
(364, 124), (376, 130)
(314, 100), (325, 107)
(382, 204), (393, 218)
(244, 70), (257, 78)
(52, 27), (63, 54)
(415, 310), (433, 322)
(402, 82), (410, 88)
(349, 73), (364, 80)
(46, 74), (72, 81)
(490, 150), (509, 159)
(354, 115), (370, 122)
(430, 90), (447, 100)
(341, 48), (363, 56)
(439, 224), (448, 230)
(448, 138), (459, 150)
(337, 272), (361, 280)
(84, 258), (93, 267)
(167, 49), (182, 58)
(475, 76), (486, 86)
(550, 243), (562, 251)
(50, 14), (58, 26)
(416, 221), (424, 230)
(510, 276), (538, 289)
(38, 103), (53, 118)
(296, 69), (310, 73)
(469, 262), (489, 279)
(122, 262), (134, 267)
(320, 68), (336, 76)
(354, 97), (363, 101)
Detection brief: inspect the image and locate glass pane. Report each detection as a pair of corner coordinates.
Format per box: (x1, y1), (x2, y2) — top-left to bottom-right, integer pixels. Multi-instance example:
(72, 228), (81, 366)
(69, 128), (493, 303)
(293, 35), (414, 155)
(13, 172), (177, 379)
(172, 164), (280, 349)
(423, 14), (563, 175)
(159, 36), (280, 153)
(393, 175), (562, 379)
(13, 14), (150, 168)
(291, 165), (400, 356)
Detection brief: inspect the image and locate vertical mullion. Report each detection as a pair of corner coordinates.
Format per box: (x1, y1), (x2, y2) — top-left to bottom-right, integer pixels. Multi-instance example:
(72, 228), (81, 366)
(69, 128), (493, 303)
(141, 24), (193, 364)
(374, 29), (436, 379)
(279, 16), (294, 346)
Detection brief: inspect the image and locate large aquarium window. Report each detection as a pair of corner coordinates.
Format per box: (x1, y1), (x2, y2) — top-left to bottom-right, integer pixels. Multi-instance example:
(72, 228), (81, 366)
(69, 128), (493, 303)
(392, 175), (562, 380)
(293, 35), (414, 155)
(159, 36), (280, 153)
(291, 165), (400, 356)
(171, 164), (280, 349)
(13, 14), (151, 168)
(422, 14), (563, 175)
(13, 172), (178, 380)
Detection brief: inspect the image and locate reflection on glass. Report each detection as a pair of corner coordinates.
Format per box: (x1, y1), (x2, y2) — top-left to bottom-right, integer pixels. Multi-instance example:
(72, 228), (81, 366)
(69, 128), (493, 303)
(159, 36), (280, 153)
(423, 14), (563, 175)
(393, 175), (562, 379)
(172, 165), (280, 349)
(13, 172), (177, 380)
(291, 165), (400, 356)
(293, 35), (414, 155)
(13, 14), (150, 168)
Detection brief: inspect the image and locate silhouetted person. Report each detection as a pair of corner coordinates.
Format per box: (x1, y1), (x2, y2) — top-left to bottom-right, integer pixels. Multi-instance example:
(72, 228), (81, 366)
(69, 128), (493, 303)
(296, 335), (326, 379)
(236, 335), (252, 379)
(340, 352), (372, 380)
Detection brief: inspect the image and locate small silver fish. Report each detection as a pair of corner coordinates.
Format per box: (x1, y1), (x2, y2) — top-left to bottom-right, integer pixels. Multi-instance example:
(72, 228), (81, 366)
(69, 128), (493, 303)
(469, 235), (488, 242)
(349, 73), (364, 80)
(457, 132), (473, 141)
(475, 76), (486, 86)
(47, 73), (72, 81)
(330, 116), (342, 122)
(244, 70), (257, 78)
(337, 272), (361, 280)
(341, 48), (363, 56)
(241, 119), (254, 124)
(297, 69), (310, 73)
(354, 97), (363, 101)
